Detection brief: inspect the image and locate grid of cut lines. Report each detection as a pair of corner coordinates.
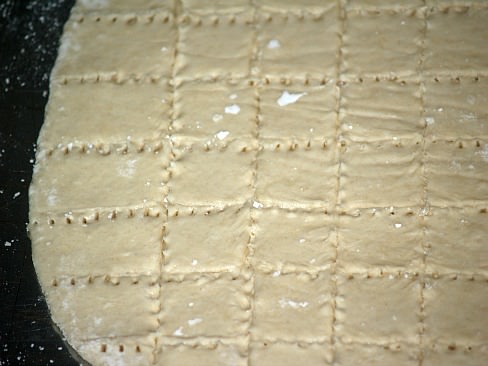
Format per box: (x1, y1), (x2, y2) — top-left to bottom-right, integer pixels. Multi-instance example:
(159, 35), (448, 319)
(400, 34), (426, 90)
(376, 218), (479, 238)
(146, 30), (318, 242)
(29, 0), (488, 365)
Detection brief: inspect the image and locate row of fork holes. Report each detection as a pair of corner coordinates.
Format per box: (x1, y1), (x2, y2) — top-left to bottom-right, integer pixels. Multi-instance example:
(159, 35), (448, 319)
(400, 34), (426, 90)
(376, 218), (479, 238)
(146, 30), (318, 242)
(100, 344), (141, 353)
(99, 343), (473, 354)
(41, 207), (488, 226)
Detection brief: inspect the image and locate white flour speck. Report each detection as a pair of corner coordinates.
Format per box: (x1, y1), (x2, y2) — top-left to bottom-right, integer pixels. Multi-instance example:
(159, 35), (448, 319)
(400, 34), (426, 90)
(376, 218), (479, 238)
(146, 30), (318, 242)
(267, 39), (281, 49)
(277, 91), (307, 107)
(191, 259), (198, 266)
(188, 318), (202, 326)
(394, 223), (402, 229)
(215, 130), (230, 140)
(229, 94), (238, 100)
(224, 104), (240, 115)
(279, 298), (309, 309)
(252, 201), (263, 209)
(425, 117), (435, 125)
(12, 192), (20, 199)
(173, 326), (184, 336)
(212, 113), (223, 122)
(4, 241), (11, 247)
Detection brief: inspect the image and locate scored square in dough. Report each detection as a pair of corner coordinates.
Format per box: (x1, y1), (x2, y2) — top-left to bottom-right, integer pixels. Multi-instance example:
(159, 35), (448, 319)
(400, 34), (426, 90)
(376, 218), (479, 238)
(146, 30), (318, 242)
(164, 205), (249, 273)
(157, 340), (248, 366)
(30, 208), (164, 285)
(334, 342), (418, 366)
(73, 0), (176, 12)
(342, 10), (423, 76)
(424, 77), (488, 139)
(425, 139), (488, 205)
(425, 207), (488, 274)
(257, 7), (339, 78)
(30, 146), (168, 212)
(172, 79), (256, 142)
(256, 141), (338, 207)
(252, 272), (333, 342)
(423, 278), (488, 344)
(40, 79), (171, 148)
(180, 0), (251, 14)
(259, 82), (337, 140)
(54, 13), (176, 79)
(338, 207), (423, 272)
(339, 139), (423, 208)
(339, 79), (423, 142)
(160, 273), (251, 338)
(250, 342), (332, 366)
(167, 141), (255, 206)
(255, 0), (336, 11)
(335, 275), (420, 344)
(175, 12), (254, 78)
(46, 276), (159, 342)
(345, 0), (424, 10)
(424, 7), (488, 73)
(252, 208), (335, 272)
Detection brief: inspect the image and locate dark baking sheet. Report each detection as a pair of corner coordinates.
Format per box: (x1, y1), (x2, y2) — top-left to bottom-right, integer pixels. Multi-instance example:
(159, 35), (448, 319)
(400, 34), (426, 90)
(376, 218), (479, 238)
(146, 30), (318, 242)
(0, 1), (82, 365)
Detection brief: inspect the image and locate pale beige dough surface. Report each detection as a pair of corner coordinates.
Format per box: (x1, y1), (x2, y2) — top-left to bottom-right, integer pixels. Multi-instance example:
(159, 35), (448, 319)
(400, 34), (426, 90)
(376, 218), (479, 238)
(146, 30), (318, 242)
(164, 204), (249, 273)
(424, 77), (488, 139)
(337, 207), (423, 272)
(29, 0), (488, 365)
(40, 79), (171, 148)
(54, 13), (176, 79)
(252, 208), (335, 272)
(339, 79), (423, 141)
(259, 81), (337, 140)
(172, 79), (256, 142)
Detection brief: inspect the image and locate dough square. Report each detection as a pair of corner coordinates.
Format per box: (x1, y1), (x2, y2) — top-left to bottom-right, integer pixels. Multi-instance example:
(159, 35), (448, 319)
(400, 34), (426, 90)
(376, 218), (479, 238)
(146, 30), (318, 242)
(73, 0), (175, 13)
(256, 142), (338, 207)
(54, 13), (176, 78)
(30, 146), (169, 212)
(342, 11), (423, 77)
(157, 341), (248, 366)
(40, 79), (171, 148)
(75, 336), (156, 366)
(346, 0), (424, 9)
(338, 207), (423, 273)
(340, 80), (424, 142)
(167, 141), (255, 206)
(334, 342), (418, 366)
(172, 79), (256, 142)
(259, 83), (337, 140)
(252, 208), (335, 272)
(257, 8), (339, 78)
(423, 344), (488, 366)
(424, 77), (488, 140)
(252, 272), (333, 341)
(425, 207), (488, 274)
(335, 275), (420, 343)
(423, 278), (488, 344)
(175, 13), (254, 78)
(160, 274), (251, 338)
(250, 342), (331, 366)
(46, 276), (159, 341)
(31, 208), (164, 284)
(339, 139), (423, 209)
(181, 0), (251, 14)
(164, 205), (249, 273)
(425, 140), (488, 206)
(424, 8), (488, 73)
(255, 0), (336, 11)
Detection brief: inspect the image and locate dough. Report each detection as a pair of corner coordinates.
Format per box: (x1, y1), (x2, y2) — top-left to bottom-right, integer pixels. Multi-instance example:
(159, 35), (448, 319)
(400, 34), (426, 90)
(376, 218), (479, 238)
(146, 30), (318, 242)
(29, 0), (488, 365)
